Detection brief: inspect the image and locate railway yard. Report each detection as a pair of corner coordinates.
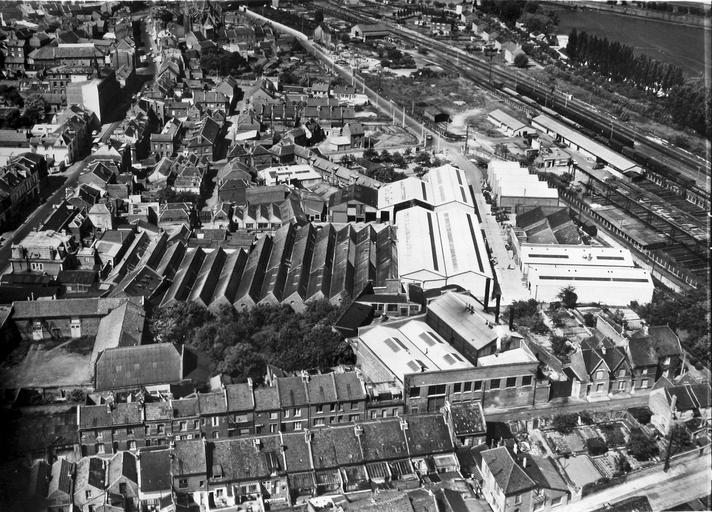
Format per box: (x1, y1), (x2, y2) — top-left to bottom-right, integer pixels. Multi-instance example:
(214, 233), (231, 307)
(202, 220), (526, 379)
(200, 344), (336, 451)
(314, 0), (710, 291)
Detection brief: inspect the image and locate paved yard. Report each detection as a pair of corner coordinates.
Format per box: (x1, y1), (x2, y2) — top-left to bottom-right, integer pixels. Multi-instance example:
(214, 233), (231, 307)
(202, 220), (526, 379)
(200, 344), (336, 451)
(0, 343), (92, 388)
(561, 455), (602, 488)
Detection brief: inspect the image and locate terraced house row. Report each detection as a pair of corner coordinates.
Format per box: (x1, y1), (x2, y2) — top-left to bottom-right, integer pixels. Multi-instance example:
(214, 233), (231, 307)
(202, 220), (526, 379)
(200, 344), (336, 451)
(77, 371), (368, 456)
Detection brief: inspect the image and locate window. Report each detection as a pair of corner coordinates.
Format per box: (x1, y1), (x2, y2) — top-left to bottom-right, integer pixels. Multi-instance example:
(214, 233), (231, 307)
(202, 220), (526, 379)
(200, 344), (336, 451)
(329, 404), (336, 412)
(179, 479), (188, 489)
(350, 401), (359, 410)
(235, 414), (248, 423)
(270, 423), (278, 433)
(284, 409), (290, 419)
(490, 379), (501, 390)
(410, 406), (419, 414)
(464, 382), (472, 392)
(506, 377), (517, 388)
(119, 483), (127, 494)
(30, 262), (44, 271)
(294, 421), (303, 431)
(595, 370), (604, 380)
(180, 421), (187, 431)
(269, 412), (278, 420)
(211, 417), (220, 427)
(126, 427), (134, 435)
(128, 440), (136, 450)
(533, 500), (544, 511)
(664, 357), (671, 365)
(409, 386), (421, 398)
(314, 418), (325, 426)
(316, 405), (324, 413)
(97, 444), (105, 454)
(642, 368), (648, 375)
(392, 408), (398, 417)
(85, 490), (92, 499)
(428, 384), (446, 396)
(294, 408), (301, 417)
(641, 379), (649, 389)
(370, 410), (377, 419)
(596, 383), (604, 392)
(145, 439), (151, 447)
(522, 376), (533, 386)
(382, 410), (387, 418)
(474, 381), (482, 391)
(551, 496), (562, 507)
(618, 369), (626, 378)
(157, 424), (165, 434)
(453, 383), (462, 393)
(212, 431), (220, 439)
(618, 381), (626, 391)
(514, 494), (522, 505)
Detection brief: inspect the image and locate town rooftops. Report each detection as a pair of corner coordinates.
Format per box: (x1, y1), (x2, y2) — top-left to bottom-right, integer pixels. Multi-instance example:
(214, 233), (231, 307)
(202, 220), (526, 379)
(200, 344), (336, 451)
(138, 448), (172, 493)
(79, 402), (143, 429)
(449, 401), (486, 436)
(12, 296), (132, 319)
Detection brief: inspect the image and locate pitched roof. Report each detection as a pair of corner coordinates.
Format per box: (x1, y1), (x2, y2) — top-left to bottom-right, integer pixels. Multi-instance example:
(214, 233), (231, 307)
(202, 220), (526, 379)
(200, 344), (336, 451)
(107, 451), (137, 487)
(138, 449), (172, 493)
(648, 325), (681, 357)
(277, 376), (308, 407)
(172, 439), (207, 476)
(75, 457), (106, 492)
(79, 402), (143, 429)
(481, 447), (536, 496)
(254, 386), (280, 411)
(94, 343), (184, 390)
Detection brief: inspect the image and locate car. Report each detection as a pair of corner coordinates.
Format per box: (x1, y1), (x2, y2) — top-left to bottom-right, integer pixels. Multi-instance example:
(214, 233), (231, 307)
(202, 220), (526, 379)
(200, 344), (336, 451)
(593, 162), (605, 169)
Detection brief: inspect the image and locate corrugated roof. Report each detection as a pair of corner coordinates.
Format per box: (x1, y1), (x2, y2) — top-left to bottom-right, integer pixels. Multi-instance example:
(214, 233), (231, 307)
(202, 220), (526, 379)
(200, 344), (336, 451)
(94, 343), (183, 390)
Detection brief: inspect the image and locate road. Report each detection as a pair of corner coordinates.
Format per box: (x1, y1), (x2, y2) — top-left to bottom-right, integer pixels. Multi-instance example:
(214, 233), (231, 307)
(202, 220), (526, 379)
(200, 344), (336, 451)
(574, 454), (712, 512)
(0, 160), (86, 275)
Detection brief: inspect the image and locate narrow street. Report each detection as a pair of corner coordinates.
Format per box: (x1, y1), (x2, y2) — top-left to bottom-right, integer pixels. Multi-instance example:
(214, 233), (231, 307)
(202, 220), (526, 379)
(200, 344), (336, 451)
(0, 158), (87, 275)
(574, 454), (712, 512)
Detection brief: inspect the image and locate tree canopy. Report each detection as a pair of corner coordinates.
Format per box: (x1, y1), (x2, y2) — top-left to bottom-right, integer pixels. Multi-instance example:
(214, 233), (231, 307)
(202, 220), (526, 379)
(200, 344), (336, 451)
(149, 300), (355, 382)
(626, 427), (659, 461)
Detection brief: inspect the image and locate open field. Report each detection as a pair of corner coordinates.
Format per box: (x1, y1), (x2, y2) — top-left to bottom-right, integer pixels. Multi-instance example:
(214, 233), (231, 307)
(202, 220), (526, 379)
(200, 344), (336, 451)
(554, 7), (709, 77)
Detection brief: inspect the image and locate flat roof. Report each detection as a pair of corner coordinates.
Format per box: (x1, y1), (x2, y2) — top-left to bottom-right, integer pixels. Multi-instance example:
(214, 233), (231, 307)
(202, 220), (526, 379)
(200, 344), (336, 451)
(499, 180), (559, 199)
(478, 347), (537, 366)
(520, 244), (635, 267)
(527, 264), (654, 286)
(358, 318), (473, 384)
(532, 115), (637, 172)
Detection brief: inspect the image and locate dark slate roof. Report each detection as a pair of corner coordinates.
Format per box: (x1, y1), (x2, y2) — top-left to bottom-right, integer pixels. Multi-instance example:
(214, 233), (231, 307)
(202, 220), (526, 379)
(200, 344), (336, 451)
(75, 457), (106, 492)
(277, 376), (308, 407)
(28, 460), (51, 497)
(280, 431), (312, 472)
(304, 374), (337, 404)
(107, 451), (137, 487)
(689, 384), (711, 409)
(450, 402), (486, 436)
(359, 419), (409, 461)
(79, 403), (143, 429)
(334, 372), (366, 402)
(404, 414), (453, 456)
(48, 458), (75, 498)
(94, 343), (183, 391)
(172, 439), (207, 476)
(627, 336), (659, 368)
(172, 396), (199, 418)
(328, 184), (379, 209)
(138, 449), (171, 492)
(254, 386), (280, 411)
(226, 383), (254, 411)
(481, 447), (536, 497)
(648, 326), (681, 357)
(198, 390), (227, 415)
(667, 385), (698, 412)
(145, 401), (172, 422)
(208, 436), (282, 481)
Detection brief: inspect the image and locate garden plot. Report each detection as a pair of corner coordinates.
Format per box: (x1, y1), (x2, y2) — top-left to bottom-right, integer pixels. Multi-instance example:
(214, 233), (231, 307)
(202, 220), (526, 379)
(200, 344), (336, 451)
(559, 455), (602, 488)
(545, 431), (572, 456)
(591, 453), (616, 478)
(598, 422), (630, 449)
(562, 431), (587, 453)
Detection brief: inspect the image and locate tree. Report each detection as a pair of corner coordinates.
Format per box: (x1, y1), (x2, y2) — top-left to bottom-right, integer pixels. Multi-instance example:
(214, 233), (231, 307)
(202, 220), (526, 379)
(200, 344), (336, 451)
(340, 33), (350, 44)
(23, 94), (47, 123)
(149, 301), (215, 344)
(557, 285), (578, 308)
(314, 10), (324, 23)
(379, 149), (392, 163)
(415, 151), (431, 165)
(664, 423), (692, 471)
(552, 413), (578, 434)
(4, 108), (22, 129)
(626, 427), (659, 461)
(339, 154), (353, 167)
(391, 152), (406, 169)
(363, 147), (378, 161)
(509, 299), (540, 319)
(583, 312), (596, 327)
(414, 165), (427, 177)
(550, 335), (571, 361)
(513, 53), (529, 68)
(613, 453), (632, 475)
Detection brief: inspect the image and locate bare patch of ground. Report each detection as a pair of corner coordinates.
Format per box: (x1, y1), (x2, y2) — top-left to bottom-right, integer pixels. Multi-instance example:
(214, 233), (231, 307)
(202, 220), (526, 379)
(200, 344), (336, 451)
(0, 339), (93, 388)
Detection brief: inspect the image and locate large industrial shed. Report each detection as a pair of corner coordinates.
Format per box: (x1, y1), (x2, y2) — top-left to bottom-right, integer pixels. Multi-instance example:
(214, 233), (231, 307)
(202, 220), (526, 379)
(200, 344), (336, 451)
(487, 161), (559, 213)
(396, 206), (492, 297)
(531, 115), (642, 175)
(526, 265), (654, 305)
